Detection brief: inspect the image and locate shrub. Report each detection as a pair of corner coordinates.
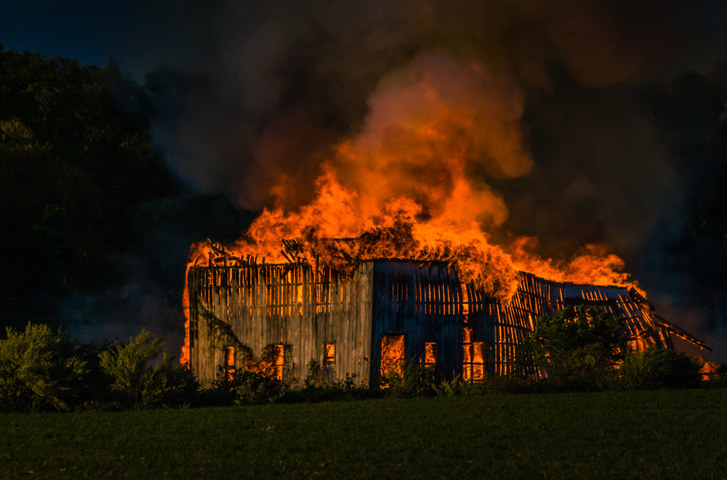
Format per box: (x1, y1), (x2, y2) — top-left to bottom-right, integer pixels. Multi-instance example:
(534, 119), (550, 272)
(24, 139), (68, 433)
(432, 376), (467, 396)
(231, 370), (286, 405)
(297, 362), (371, 402)
(99, 330), (197, 409)
(303, 360), (334, 389)
(381, 359), (437, 398)
(619, 348), (702, 390)
(0, 323), (88, 412)
(703, 363), (727, 388)
(432, 374), (533, 396)
(525, 305), (629, 390)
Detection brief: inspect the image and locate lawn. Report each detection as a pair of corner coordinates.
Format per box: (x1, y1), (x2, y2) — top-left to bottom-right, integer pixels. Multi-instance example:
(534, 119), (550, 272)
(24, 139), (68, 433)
(1, 388), (726, 479)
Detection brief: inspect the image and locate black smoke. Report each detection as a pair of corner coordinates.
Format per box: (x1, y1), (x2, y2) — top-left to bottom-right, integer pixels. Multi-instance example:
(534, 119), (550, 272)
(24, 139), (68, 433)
(137, 1), (727, 357)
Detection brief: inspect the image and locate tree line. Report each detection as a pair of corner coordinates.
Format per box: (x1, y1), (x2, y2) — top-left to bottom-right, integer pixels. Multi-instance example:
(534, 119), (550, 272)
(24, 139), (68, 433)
(0, 45), (253, 337)
(0, 46), (176, 316)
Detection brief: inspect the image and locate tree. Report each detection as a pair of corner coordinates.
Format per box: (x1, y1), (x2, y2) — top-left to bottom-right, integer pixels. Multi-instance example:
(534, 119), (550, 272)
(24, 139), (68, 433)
(526, 305), (629, 389)
(0, 46), (178, 320)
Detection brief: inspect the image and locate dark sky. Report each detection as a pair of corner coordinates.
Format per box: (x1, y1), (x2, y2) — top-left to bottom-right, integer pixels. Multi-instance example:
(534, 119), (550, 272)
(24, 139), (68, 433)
(0, 0), (215, 78)
(2, 1), (727, 79)
(3, 0), (727, 360)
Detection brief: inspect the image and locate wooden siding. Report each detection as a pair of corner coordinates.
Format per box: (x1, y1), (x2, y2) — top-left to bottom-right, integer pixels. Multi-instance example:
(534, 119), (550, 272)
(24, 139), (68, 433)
(369, 261), (463, 385)
(188, 259), (708, 385)
(188, 262), (373, 387)
(465, 272), (707, 376)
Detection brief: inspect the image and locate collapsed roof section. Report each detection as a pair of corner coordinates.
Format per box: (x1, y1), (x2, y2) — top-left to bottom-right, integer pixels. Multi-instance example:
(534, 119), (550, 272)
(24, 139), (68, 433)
(186, 244), (708, 385)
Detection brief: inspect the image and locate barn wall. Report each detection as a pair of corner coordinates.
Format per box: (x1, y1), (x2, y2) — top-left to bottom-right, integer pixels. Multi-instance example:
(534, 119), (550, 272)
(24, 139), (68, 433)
(188, 260), (703, 386)
(464, 272), (684, 375)
(369, 262), (463, 384)
(188, 262), (373, 387)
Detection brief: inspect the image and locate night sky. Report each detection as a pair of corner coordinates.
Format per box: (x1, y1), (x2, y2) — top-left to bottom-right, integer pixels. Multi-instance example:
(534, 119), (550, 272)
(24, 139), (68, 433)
(3, 0), (727, 361)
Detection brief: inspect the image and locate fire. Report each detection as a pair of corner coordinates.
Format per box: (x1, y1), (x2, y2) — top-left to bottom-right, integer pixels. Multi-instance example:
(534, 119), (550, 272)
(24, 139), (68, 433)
(180, 241), (210, 367)
(380, 335), (406, 379)
(180, 50), (643, 365)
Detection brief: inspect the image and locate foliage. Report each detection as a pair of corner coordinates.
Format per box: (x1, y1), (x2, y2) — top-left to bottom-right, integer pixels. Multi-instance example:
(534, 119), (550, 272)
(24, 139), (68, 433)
(0, 46), (178, 321)
(619, 348), (703, 390)
(431, 376), (467, 396)
(299, 362), (372, 402)
(381, 358), (438, 398)
(208, 361), (374, 406)
(0, 323), (88, 412)
(98, 330), (197, 409)
(431, 374), (533, 396)
(303, 359), (334, 389)
(230, 370), (287, 405)
(525, 305), (629, 390)
(703, 363), (727, 388)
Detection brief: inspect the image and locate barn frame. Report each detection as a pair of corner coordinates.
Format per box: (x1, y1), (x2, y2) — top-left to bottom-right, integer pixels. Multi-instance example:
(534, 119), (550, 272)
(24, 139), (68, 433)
(186, 258), (708, 387)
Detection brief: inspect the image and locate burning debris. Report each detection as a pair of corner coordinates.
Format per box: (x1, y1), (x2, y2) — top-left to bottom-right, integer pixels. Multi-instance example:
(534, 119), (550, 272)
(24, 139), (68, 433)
(182, 240), (708, 387)
(179, 50), (708, 384)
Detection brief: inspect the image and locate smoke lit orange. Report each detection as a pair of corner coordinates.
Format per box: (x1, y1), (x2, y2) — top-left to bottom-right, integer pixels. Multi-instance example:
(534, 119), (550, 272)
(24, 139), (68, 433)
(180, 51), (642, 365)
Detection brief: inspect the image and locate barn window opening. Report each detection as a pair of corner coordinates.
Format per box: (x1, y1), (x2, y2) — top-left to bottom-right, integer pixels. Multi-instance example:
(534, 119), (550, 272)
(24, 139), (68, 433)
(424, 342), (437, 367)
(463, 327), (485, 382)
(324, 343), (335, 365)
(380, 334), (406, 378)
(224, 346), (235, 381)
(274, 344), (285, 381)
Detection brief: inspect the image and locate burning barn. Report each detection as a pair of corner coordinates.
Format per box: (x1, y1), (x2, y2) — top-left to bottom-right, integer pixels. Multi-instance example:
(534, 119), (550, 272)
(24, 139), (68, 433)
(170, 46), (718, 388)
(185, 242), (708, 387)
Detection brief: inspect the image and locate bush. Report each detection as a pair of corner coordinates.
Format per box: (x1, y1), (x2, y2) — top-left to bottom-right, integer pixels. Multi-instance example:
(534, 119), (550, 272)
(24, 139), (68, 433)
(231, 370), (286, 405)
(303, 360), (334, 389)
(99, 330), (197, 409)
(703, 363), (727, 388)
(432, 374), (533, 396)
(525, 305), (629, 390)
(0, 323), (88, 412)
(381, 359), (437, 398)
(619, 348), (702, 390)
(432, 376), (467, 396)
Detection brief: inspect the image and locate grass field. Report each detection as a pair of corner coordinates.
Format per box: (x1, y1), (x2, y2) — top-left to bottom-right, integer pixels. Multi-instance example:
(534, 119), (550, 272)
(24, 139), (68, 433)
(2, 388), (726, 479)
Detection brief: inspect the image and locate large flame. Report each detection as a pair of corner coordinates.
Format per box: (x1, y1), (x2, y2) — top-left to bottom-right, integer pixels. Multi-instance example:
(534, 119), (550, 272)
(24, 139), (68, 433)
(181, 50), (642, 365)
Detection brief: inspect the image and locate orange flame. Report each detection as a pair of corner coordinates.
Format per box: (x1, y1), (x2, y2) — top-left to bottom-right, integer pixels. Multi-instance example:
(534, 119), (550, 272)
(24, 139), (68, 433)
(180, 241), (210, 367)
(180, 50), (643, 365)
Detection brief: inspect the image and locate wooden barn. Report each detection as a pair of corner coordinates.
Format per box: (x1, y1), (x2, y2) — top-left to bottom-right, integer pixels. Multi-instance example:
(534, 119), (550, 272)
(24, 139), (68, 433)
(186, 258), (708, 387)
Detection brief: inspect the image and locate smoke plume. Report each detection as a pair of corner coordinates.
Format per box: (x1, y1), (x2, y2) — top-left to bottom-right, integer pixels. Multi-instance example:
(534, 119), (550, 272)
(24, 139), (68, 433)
(145, 0), (727, 361)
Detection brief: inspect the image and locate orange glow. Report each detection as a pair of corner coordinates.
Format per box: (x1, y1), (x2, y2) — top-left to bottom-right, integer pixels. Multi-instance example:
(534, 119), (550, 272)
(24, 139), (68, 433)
(510, 238), (644, 297)
(274, 344), (285, 381)
(700, 361), (717, 381)
(181, 51), (644, 364)
(472, 342), (485, 381)
(381, 334), (406, 378)
(224, 346), (235, 382)
(180, 241), (210, 367)
(324, 343), (335, 364)
(424, 342), (437, 365)
(225, 346), (235, 367)
(463, 326), (485, 382)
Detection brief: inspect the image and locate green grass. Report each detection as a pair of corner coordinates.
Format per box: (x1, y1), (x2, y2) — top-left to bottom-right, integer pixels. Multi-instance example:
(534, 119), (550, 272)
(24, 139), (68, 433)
(2, 389), (726, 479)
